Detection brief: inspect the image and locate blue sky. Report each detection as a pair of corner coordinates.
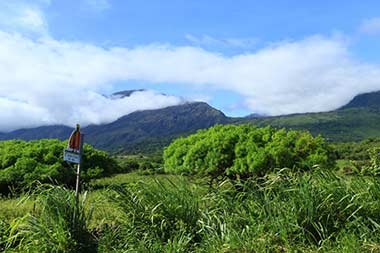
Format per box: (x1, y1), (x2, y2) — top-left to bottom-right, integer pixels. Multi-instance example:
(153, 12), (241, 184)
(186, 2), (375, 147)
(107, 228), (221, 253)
(45, 0), (380, 57)
(0, 0), (380, 130)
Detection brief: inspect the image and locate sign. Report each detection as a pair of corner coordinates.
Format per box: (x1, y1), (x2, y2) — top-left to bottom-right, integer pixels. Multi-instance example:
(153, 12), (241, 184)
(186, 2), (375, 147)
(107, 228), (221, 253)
(68, 124), (82, 152)
(63, 124), (85, 224)
(64, 150), (81, 163)
(64, 124), (83, 164)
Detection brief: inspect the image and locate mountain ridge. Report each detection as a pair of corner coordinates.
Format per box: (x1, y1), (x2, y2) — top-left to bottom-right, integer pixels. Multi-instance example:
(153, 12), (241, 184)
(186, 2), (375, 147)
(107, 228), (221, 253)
(1, 90), (380, 154)
(0, 101), (228, 154)
(339, 91), (380, 110)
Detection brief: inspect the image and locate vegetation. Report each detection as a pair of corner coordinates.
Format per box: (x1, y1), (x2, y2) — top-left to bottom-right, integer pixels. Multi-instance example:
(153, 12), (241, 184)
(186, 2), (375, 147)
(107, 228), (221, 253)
(164, 124), (335, 181)
(0, 139), (120, 194)
(5, 185), (96, 252)
(247, 107), (380, 142)
(2, 123), (380, 251)
(2, 91), (380, 156)
(2, 169), (380, 252)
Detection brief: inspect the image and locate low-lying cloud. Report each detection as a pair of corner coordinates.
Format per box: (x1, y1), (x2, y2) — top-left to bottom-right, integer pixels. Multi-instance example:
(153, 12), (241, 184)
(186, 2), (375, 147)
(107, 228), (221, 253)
(1, 29), (380, 131)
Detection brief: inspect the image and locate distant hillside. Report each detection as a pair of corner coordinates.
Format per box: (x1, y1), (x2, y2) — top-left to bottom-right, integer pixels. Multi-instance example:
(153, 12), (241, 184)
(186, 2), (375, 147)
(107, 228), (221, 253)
(242, 90), (380, 142)
(0, 102), (228, 154)
(0, 125), (71, 141)
(339, 91), (380, 110)
(2, 90), (380, 154)
(244, 107), (380, 142)
(84, 102), (229, 153)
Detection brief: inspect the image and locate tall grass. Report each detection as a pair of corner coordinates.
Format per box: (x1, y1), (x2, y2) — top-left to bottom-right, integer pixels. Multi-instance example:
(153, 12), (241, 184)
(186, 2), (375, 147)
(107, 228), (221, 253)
(101, 170), (380, 252)
(2, 170), (380, 252)
(5, 185), (96, 253)
(99, 178), (202, 252)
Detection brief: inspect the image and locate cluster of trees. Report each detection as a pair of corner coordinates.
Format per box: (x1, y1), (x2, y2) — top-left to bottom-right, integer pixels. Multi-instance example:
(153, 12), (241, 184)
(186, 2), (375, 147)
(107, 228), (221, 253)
(0, 139), (120, 194)
(334, 138), (380, 161)
(116, 155), (164, 174)
(333, 138), (380, 175)
(164, 124), (335, 181)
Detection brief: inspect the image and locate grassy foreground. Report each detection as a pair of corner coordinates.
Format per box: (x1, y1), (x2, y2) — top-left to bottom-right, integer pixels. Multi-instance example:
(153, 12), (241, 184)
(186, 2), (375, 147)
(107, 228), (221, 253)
(1, 170), (380, 252)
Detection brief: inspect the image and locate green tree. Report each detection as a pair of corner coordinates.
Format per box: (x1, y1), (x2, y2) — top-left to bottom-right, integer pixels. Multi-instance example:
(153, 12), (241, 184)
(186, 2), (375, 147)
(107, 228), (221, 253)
(164, 124), (335, 181)
(0, 139), (120, 194)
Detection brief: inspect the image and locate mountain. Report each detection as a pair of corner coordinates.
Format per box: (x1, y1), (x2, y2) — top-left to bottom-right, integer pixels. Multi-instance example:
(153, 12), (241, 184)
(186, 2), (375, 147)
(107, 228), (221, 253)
(339, 91), (380, 110)
(244, 91), (380, 142)
(109, 89), (146, 99)
(0, 102), (228, 154)
(0, 125), (72, 141)
(84, 102), (228, 153)
(1, 90), (380, 154)
(245, 113), (266, 119)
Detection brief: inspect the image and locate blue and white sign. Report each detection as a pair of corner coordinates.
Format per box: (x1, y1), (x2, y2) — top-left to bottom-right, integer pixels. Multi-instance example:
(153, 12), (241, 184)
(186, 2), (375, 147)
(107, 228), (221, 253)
(63, 149), (81, 164)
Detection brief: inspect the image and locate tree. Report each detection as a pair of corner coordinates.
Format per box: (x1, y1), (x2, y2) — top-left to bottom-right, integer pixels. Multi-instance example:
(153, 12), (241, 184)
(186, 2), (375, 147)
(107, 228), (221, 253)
(0, 139), (120, 194)
(164, 124), (335, 181)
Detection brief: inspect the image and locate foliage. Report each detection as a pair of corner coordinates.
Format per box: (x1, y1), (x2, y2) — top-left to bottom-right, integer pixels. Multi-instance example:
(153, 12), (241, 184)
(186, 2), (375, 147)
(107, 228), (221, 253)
(333, 138), (380, 161)
(333, 139), (380, 175)
(99, 179), (202, 252)
(359, 147), (380, 176)
(2, 171), (380, 251)
(0, 139), (120, 195)
(164, 124), (335, 180)
(0, 219), (9, 252)
(2, 92), (380, 156)
(97, 171), (380, 251)
(248, 106), (380, 143)
(5, 185), (96, 252)
(83, 101), (228, 155)
(115, 155), (163, 175)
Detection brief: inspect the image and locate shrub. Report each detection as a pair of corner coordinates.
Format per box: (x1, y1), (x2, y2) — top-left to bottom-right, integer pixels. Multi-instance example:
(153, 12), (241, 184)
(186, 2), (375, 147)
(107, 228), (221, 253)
(0, 140), (120, 194)
(164, 124), (335, 181)
(359, 147), (380, 176)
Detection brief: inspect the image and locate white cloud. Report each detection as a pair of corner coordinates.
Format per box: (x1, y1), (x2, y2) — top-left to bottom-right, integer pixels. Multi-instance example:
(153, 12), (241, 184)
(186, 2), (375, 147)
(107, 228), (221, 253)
(1, 31), (380, 131)
(185, 34), (258, 49)
(18, 8), (46, 31)
(359, 17), (380, 36)
(0, 1), (48, 36)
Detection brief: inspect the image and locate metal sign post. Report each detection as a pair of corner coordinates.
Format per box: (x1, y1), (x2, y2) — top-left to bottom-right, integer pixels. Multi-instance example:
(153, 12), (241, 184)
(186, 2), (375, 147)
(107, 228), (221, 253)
(63, 124), (84, 229)
(74, 133), (84, 199)
(64, 124), (84, 197)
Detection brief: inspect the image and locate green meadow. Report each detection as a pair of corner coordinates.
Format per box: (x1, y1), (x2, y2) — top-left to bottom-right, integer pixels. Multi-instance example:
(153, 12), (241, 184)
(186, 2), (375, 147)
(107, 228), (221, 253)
(1, 125), (380, 252)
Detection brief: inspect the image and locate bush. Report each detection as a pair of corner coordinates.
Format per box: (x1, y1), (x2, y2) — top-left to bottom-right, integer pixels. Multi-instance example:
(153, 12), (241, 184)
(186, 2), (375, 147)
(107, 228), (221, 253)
(360, 147), (380, 176)
(0, 140), (120, 194)
(164, 124), (335, 181)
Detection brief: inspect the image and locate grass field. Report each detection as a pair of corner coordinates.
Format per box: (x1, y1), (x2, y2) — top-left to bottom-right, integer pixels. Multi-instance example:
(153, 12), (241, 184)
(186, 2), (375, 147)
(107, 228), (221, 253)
(1, 169), (380, 252)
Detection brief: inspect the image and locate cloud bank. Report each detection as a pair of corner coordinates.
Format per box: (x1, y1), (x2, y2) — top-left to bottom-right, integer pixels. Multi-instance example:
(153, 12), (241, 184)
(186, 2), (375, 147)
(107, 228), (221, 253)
(1, 10), (380, 131)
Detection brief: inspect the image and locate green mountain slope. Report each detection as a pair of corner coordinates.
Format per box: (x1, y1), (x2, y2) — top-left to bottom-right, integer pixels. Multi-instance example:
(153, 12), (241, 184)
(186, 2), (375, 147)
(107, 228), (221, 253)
(240, 91), (380, 142)
(1, 90), (380, 154)
(0, 102), (228, 154)
(339, 91), (380, 110)
(245, 107), (380, 142)
(84, 102), (229, 153)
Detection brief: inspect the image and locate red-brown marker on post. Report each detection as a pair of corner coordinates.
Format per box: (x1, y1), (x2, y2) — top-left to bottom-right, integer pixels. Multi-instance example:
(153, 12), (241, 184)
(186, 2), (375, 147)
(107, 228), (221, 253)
(64, 124), (85, 229)
(64, 124), (84, 198)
